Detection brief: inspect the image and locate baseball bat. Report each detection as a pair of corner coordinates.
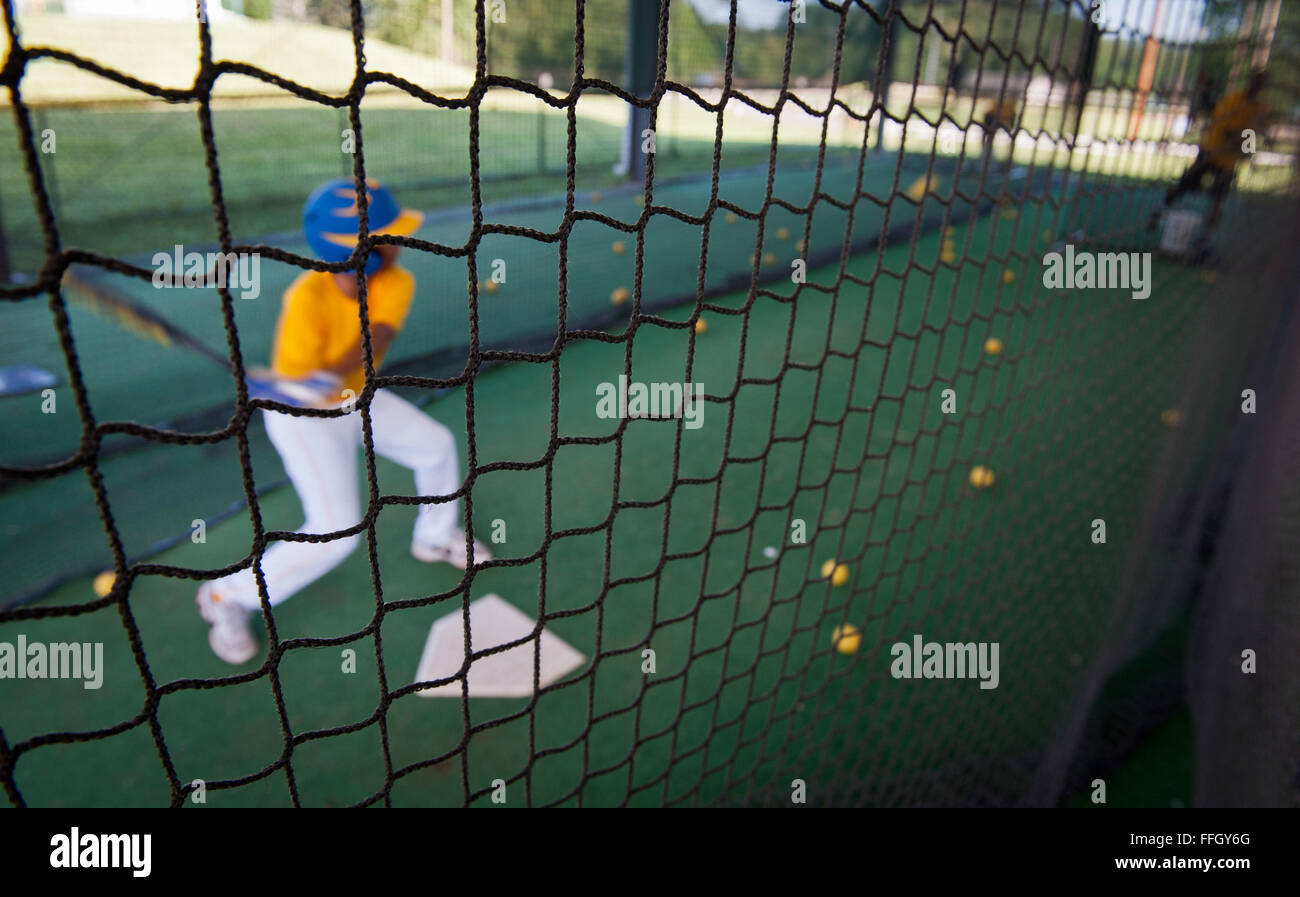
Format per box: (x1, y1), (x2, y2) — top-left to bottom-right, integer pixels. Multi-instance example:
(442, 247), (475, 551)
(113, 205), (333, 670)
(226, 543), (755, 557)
(60, 265), (233, 372)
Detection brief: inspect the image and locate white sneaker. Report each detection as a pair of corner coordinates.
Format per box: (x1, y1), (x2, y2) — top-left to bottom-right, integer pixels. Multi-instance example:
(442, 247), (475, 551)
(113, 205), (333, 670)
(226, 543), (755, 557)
(411, 529), (493, 570)
(196, 582), (258, 665)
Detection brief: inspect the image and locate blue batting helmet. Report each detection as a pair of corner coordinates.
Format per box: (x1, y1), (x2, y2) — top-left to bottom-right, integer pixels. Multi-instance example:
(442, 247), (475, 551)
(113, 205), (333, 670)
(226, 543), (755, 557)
(302, 178), (423, 276)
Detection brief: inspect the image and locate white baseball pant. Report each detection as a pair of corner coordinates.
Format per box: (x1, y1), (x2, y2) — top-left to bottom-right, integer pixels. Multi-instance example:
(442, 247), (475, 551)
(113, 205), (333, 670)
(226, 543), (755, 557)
(212, 388), (460, 611)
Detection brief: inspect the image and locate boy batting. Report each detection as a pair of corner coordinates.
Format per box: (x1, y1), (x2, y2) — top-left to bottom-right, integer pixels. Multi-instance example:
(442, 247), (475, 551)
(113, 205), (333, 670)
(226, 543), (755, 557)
(1150, 70), (1271, 257)
(197, 178), (490, 664)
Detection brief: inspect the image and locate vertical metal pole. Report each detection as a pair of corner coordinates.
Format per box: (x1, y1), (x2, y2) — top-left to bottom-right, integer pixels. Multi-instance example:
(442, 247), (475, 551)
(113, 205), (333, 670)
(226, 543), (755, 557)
(874, 11), (897, 152)
(1127, 0), (1167, 142)
(1230, 0), (1259, 84)
(1252, 0), (1282, 70)
(623, 0), (660, 183)
(1071, 17), (1100, 148)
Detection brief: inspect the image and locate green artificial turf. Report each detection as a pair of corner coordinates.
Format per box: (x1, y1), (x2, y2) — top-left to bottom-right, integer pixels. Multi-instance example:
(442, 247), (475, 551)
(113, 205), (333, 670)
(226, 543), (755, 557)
(4, 160), (1270, 805)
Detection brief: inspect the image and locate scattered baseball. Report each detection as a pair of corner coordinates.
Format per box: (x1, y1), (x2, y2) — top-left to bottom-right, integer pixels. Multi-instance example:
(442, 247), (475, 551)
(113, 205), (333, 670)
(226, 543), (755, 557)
(832, 623), (861, 655)
(92, 571), (116, 597)
(820, 559), (849, 586)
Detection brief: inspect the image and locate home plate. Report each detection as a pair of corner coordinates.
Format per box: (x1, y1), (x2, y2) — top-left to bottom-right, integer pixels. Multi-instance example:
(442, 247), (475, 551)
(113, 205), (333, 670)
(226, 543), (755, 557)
(413, 594), (585, 698)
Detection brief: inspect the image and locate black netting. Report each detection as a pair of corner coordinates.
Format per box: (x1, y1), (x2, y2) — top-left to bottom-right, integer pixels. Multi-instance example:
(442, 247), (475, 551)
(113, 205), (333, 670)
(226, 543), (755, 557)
(1, 0), (1297, 807)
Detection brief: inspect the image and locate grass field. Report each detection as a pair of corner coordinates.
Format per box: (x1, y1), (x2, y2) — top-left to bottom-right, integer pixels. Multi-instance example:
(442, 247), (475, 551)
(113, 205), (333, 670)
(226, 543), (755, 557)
(2, 13), (476, 104)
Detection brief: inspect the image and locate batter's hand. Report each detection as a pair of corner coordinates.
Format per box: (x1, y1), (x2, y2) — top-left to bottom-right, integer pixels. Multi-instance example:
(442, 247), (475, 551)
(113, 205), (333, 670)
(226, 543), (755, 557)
(246, 367), (342, 409)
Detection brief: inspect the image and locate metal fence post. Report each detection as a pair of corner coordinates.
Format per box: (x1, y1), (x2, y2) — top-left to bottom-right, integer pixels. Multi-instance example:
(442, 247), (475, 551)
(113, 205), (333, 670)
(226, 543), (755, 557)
(623, 0), (660, 183)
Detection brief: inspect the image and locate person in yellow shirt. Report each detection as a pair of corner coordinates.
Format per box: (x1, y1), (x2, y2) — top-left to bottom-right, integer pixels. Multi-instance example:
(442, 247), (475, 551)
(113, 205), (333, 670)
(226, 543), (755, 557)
(1153, 70), (1270, 240)
(981, 96), (1019, 159)
(196, 178), (490, 664)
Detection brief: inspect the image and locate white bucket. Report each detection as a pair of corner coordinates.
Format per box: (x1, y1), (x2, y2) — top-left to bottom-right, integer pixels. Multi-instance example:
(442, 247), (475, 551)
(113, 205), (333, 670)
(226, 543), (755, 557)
(1160, 209), (1203, 255)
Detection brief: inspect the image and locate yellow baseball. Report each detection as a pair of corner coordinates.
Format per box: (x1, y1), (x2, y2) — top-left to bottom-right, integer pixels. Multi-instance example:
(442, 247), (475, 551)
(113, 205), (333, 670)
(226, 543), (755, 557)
(92, 571), (116, 598)
(820, 559), (849, 586)
(832, 623), (861, 655)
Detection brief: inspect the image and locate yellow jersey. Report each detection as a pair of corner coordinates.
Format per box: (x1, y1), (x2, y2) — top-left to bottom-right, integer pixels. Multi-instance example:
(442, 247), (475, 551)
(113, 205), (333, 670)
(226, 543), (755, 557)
(984, 98), (1018, 125)
(1201, 90), (1267, 170)
(270, 265), (414, 399)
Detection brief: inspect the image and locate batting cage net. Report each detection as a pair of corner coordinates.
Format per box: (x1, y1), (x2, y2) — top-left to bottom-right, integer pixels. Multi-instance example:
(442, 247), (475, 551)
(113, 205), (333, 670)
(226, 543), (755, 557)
(0, 0), (1297, 807)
